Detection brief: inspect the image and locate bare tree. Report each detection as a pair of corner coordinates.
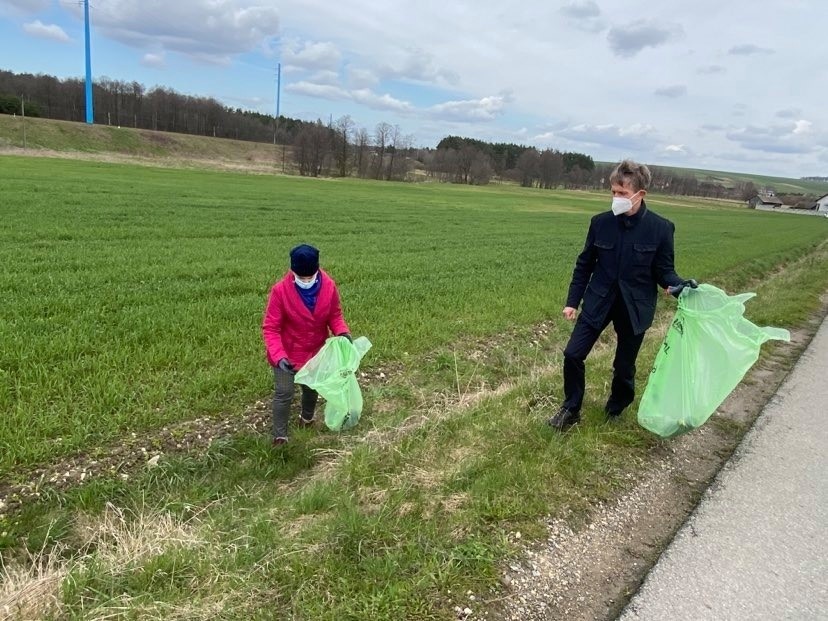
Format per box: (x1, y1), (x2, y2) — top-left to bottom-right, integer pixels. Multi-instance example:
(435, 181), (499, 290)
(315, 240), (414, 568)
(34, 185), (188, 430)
(388, 131), (413, 181)
(469, 151), (494, 185)
(333, 115), (354, 177)
(516, 148), (540, 187)
(537, 149), (564, 189)
(739, 181), (758, 202)
(374, 122), (391, 180)
(385, 124), (401, 181)
(355, 127), (370, 178)
(293, 121), (332, 177)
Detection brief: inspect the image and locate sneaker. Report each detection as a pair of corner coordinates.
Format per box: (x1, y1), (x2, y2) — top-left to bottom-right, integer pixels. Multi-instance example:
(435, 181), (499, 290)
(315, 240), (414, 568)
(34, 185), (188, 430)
(546, 407), (580, 431)
(271, 436), (288, 447)
(297, 416), (315, 428)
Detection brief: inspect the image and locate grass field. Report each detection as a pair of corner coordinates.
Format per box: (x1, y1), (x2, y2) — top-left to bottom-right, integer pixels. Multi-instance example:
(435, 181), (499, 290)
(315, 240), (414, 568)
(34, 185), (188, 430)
(3, 154), (827, 475)
(2, 153), (828, 619)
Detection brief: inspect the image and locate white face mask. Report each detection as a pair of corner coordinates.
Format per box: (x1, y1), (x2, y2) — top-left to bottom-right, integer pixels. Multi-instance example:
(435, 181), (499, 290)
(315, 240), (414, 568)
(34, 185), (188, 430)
(294, 272), (318, 289)
(611, 192), (640, 216)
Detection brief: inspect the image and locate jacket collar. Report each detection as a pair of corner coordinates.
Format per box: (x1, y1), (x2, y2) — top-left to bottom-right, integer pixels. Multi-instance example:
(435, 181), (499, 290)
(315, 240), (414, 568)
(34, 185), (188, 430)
(619, 200), (647, 229)
(282, 269), (330, 319)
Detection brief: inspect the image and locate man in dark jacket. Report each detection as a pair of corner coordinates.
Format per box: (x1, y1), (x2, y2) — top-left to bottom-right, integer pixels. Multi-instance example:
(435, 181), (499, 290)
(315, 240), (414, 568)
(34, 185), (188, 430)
(548, 159), (697, 431)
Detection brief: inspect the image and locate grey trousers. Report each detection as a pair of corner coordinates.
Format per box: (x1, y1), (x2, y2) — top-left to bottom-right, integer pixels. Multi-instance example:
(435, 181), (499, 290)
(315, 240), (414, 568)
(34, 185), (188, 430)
(272, 366), (319, 439)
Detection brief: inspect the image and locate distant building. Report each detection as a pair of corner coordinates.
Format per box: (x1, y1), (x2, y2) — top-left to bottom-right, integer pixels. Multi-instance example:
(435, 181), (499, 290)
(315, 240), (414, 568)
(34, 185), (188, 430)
(748, 194), (784, 209)
(814, 193), (828, 213)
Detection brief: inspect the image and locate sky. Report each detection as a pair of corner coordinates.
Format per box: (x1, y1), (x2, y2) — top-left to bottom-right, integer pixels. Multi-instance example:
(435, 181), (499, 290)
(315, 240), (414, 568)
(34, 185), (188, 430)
(1, 0), (827, 178)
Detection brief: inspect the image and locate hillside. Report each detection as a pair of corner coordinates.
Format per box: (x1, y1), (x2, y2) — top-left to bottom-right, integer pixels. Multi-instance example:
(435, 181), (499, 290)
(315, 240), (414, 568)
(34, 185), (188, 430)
(0, 114), (291, 173)
(3, 115), (827, 196)
(623, 163), (828, 196)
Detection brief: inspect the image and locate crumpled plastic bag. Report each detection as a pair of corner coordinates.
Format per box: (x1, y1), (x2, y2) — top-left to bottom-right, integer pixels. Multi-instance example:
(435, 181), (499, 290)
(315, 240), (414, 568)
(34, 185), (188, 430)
(638, 283), (789, 438)
(294, 336), (372, 431)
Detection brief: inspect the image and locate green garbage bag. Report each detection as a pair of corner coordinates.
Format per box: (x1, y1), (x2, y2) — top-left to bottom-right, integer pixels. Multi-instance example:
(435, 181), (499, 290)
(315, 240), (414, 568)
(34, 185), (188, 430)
(638, 283), (789, 438)
(294, 336), (372, 432)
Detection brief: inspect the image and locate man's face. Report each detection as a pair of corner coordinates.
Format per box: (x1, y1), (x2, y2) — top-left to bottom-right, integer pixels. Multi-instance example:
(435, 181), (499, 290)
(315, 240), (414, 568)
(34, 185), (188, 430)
(611, 182), (644, 213)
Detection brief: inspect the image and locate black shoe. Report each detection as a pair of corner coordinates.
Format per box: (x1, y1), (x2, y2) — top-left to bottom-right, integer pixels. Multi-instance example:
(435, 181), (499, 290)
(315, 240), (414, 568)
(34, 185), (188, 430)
(604, 405), (625, 421)
(546, 407), (580, 431)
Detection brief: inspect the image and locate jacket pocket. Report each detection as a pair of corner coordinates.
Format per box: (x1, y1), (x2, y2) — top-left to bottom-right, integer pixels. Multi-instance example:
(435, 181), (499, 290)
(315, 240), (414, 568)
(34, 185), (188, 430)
(595, 240), (615, 251)
(586, 280), (610, 298)
(633, 243), (657, 265)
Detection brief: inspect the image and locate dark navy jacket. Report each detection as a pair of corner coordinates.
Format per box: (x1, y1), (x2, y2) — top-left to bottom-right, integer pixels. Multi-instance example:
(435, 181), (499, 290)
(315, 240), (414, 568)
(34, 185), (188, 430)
(565, 201), (684, 335)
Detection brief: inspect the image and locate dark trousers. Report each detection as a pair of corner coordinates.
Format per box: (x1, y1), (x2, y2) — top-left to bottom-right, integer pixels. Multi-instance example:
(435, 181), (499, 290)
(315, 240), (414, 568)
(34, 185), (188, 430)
(272, 366), (318, 439)
(562, 297), (646, 414)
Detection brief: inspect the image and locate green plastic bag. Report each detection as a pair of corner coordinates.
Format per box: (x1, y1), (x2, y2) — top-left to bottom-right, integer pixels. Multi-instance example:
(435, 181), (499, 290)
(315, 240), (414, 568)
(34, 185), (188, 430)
(638, 284), (789, 438)
(294, 336), (372, 432)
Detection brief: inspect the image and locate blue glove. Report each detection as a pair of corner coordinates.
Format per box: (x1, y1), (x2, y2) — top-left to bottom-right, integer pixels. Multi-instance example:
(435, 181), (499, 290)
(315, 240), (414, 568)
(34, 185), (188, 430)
(667, 279), (699, 298)
(277, 358), (296, 373)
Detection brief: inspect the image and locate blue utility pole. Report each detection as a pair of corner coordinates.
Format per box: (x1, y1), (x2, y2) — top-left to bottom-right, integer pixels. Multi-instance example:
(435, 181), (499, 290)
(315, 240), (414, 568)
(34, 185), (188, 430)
(84, 0), (94, 124)
(276, 62), (281, 120)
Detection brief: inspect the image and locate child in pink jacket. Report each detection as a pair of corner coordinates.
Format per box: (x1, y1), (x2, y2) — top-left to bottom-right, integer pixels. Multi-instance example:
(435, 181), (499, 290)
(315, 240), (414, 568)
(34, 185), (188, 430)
(262, 244), (350, 446)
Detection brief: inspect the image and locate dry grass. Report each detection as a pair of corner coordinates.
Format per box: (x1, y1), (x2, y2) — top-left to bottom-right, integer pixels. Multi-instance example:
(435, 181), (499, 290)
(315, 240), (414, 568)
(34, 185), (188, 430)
(0, 545), (65, 621)
(75, 502), (206, 570)
(1, 504), (209, 620)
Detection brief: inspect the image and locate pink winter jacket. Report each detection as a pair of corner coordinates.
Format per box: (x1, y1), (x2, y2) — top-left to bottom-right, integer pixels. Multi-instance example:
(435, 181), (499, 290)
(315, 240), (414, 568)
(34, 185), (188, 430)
(262, 269), (350, 370)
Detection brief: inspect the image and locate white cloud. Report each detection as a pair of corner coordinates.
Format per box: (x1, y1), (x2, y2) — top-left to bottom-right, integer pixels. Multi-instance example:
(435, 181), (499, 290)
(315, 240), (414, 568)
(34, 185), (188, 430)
(557, 123), (660, 150)
(560, 0), (600, 19)
(22, 20), (70, 43)
(726, 122), (818, 154)
(347, 67), (379, 89)
(307, 70), (341, 86)
(654, 85), (687, 98)
(378, 49), (459, 85)
(285, 81), (413, 113)
(792, 120), (812, 135)
(283, 40), (341, 71)
(776, 108), (801, 119)
(286, 81), (348, 102)
(697, 65), (725, 75)
(141, 53), (165, 68)
(351, 89), (413, 113)
(560, 1), (605, 32)
(63, 0), (280, 64)
(428, 93), (510, 122)
(728, 44), (774, 56)
(607, 20), (683, 58)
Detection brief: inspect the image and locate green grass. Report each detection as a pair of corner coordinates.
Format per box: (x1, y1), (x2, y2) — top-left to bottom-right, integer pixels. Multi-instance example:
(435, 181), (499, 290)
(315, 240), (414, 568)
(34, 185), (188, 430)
(2, 155), (827, 475)
(2, 153), (828, 619)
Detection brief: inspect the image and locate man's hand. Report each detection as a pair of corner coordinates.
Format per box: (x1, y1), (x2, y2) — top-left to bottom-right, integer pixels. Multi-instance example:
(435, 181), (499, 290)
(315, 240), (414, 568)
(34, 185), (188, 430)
(277, 358), (296, 374)
(666, 279), (699, 298)
(562, 307), (578, 321)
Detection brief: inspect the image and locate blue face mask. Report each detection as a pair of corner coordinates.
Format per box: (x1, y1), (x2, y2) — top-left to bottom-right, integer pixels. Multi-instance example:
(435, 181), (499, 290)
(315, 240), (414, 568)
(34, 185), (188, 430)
(294, 273), (318, 289)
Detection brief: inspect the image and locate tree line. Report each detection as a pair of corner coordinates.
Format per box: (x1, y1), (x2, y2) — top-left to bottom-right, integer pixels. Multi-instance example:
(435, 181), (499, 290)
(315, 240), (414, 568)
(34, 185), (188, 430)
(0, 69), (313, 143)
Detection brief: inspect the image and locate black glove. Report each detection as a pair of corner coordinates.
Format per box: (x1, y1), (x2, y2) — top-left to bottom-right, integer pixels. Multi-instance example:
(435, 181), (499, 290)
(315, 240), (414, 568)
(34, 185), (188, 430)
(277, 358), (296, 373)
(667, 279), (699, 298)
(337, 332), (353, 343)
